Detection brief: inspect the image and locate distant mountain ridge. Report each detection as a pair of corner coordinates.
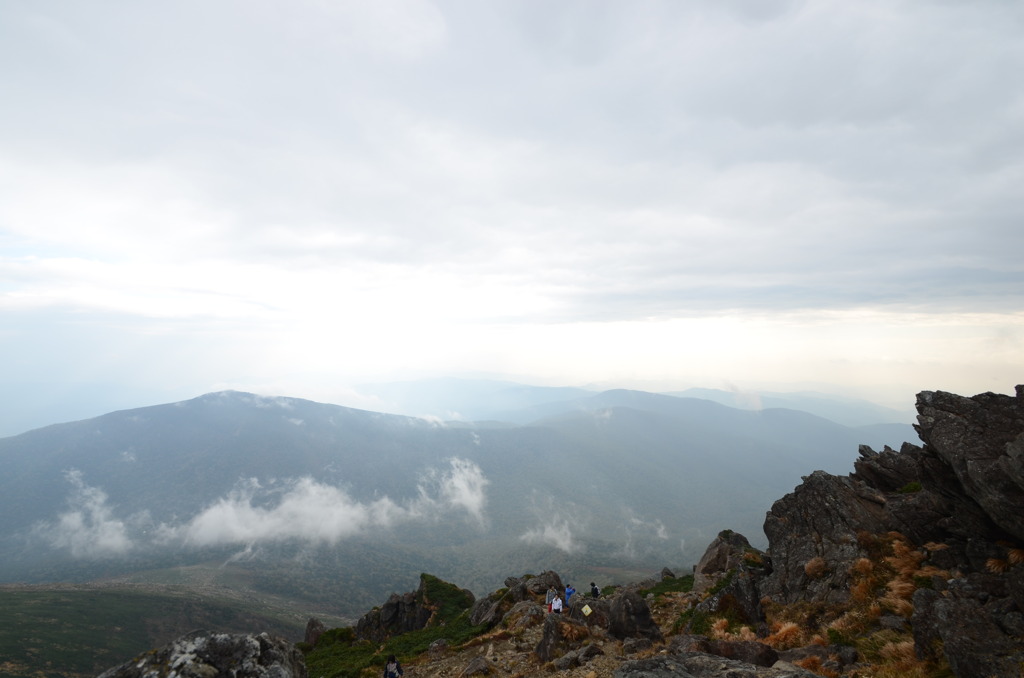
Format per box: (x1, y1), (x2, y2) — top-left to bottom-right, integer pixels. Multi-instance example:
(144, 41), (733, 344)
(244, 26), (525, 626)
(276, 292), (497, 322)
(0, 385), (918, 619)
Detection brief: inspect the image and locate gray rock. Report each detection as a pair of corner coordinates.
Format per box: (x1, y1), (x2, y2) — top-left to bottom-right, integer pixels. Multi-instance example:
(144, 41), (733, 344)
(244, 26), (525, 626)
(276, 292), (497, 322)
(608, 591), (663, 642)
(614, 651), (818, 678)
(303, 618), (325, 647)
(458, 655), (490, 676)
(670, 635), (778, 667)
(97, 630), (305, 678)
(534, 613), (589, 662)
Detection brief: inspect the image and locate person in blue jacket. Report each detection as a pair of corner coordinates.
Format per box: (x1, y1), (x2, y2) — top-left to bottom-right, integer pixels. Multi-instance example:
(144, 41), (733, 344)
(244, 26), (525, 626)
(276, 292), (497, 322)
(564, 583), (576, 604)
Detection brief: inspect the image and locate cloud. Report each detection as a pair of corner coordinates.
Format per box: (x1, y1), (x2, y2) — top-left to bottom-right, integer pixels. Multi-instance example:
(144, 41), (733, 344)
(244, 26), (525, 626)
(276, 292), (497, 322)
(34, 470), (135, 559)
(519, 493), (586, 553)
(619, 513), (670, 559)
(161, 477), (407, 547)
(36, 459), (490, 557)
(414, 457), (489, 527)
(158, 458), (489, 548)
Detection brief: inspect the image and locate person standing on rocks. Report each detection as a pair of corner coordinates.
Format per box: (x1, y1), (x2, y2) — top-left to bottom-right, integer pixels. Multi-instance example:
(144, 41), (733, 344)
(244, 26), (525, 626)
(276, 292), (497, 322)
(565, 583), (576, 605)
(590, 582), (600, 598)
(551, 593), (563, 614)
(383, 654), (403, 678)
(545, 585), (556, 612)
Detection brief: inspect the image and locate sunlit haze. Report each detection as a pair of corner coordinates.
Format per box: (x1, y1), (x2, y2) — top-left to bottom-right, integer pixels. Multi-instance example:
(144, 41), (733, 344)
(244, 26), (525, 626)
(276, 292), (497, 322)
(2, 1), (1022, 436)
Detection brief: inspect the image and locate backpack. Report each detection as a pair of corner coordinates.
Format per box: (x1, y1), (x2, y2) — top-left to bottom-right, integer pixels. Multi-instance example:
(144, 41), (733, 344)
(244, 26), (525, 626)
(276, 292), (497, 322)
(384, 661), (401, 678)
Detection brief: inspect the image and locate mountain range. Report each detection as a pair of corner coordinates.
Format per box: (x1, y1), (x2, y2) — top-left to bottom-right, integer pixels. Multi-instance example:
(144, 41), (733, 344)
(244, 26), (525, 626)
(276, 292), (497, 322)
(0, 383), (917, 620)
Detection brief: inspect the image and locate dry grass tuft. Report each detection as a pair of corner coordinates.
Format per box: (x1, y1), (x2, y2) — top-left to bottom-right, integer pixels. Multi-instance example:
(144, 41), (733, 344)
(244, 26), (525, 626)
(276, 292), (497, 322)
(986, 558), (1009, 574)
(922, 541), (949, 552)
(886, 539), (924, 576)
(879, 639), (916, 662)
(879, 595), (914, 618)
(558, 621), (588, 642)
(804, 557), (828, 579)
(793, 655), (839, 678)
(765, 621), (803, 649)
(850, 557), (873, 576)
(885, 579), (915, 600)
(710, 618), (731, 639)
(735, 626), (757, 643)
(850, 577), (875, 603)
(1008, 548), (1024, 565)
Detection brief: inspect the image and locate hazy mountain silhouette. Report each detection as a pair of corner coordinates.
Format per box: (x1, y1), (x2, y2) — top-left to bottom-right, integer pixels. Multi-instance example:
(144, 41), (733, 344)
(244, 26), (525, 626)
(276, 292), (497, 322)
(0, 388), (918, 618)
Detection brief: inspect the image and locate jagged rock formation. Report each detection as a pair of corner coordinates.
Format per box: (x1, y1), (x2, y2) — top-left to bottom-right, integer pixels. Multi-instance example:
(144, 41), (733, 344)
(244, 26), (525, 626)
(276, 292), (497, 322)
(354, 573), (475, 643)
(759, 385), (1024, 677)
(96, 630), (305, 678)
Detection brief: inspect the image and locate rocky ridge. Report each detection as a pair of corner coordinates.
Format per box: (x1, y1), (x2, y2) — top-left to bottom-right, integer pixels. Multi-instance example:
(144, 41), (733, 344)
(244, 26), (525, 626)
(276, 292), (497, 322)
(98, 386), (1024, 678)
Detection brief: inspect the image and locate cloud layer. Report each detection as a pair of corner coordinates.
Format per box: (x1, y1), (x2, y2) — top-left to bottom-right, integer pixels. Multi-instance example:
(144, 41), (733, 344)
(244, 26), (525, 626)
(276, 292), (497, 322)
(35, 458), (489, 558)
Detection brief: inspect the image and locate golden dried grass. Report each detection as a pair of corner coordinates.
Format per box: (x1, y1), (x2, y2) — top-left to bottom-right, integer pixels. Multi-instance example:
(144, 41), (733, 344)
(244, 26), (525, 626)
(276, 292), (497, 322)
(879, 595), (914, 618)
(850, 557), (873, 576)
(985, 558), (1009, 574)
(804, 556), (828, 579)
(885, 579), (916, 600)
(886, 540), (924, 576)
(879, 639), (916, 662)
(710, 618), (731, 639)
(735, 626), (758, 643)
(764, 621), (803, 649)
(1008, 548), (1024, 565)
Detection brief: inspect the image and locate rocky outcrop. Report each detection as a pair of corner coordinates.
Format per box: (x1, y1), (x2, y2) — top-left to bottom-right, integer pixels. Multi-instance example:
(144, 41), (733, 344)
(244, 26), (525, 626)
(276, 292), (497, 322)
(758, 385), (1024, 676)
(355, 573), (475, 643)
(303, 618), (325, 647)
(693, 530), (765, 593)
(689, 530), (770, 634)
(97, 630), (305, 678)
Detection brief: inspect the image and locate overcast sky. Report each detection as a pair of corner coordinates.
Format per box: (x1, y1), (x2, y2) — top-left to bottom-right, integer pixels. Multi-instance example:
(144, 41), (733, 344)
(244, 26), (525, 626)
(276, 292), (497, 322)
(2, 0), (1022, 436)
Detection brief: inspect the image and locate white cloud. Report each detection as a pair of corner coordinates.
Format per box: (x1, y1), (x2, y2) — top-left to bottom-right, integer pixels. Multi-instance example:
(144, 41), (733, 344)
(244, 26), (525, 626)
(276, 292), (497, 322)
(161, 477), (407, 547)
(414, 457), (489, 526)
(34, 459), (490, 556)
(519, 493), (586, 554)
(34, 470), (135, 558)
(157, 458), (489, 548)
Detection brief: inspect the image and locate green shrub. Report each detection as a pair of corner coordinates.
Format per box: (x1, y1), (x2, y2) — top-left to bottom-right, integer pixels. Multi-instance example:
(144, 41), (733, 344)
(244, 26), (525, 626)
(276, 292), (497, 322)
(898, 481), (922, 493)
(673, 608), (712, 635)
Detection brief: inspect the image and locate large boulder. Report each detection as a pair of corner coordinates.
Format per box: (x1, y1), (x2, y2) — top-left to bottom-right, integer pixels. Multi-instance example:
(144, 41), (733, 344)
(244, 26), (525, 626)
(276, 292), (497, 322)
(97, 630), (305, 678)
(759, 470), (891, 604)
(534, 614), (590, 662)
(608, 590), (663, 642)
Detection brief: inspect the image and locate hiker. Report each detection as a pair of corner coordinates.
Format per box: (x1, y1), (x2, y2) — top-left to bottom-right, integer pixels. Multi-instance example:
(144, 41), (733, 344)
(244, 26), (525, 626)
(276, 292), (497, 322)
(565, 583), (576, 604)
(590, 582), (600, 598)
(551, 593), (563, 614)
(545, 585), (556, 612)
(383, 655), (403, 678)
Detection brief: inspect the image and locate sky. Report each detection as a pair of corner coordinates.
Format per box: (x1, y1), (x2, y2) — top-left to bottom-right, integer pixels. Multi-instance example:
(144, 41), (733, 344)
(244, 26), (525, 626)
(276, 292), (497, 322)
(2, 0), (1023, 437)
